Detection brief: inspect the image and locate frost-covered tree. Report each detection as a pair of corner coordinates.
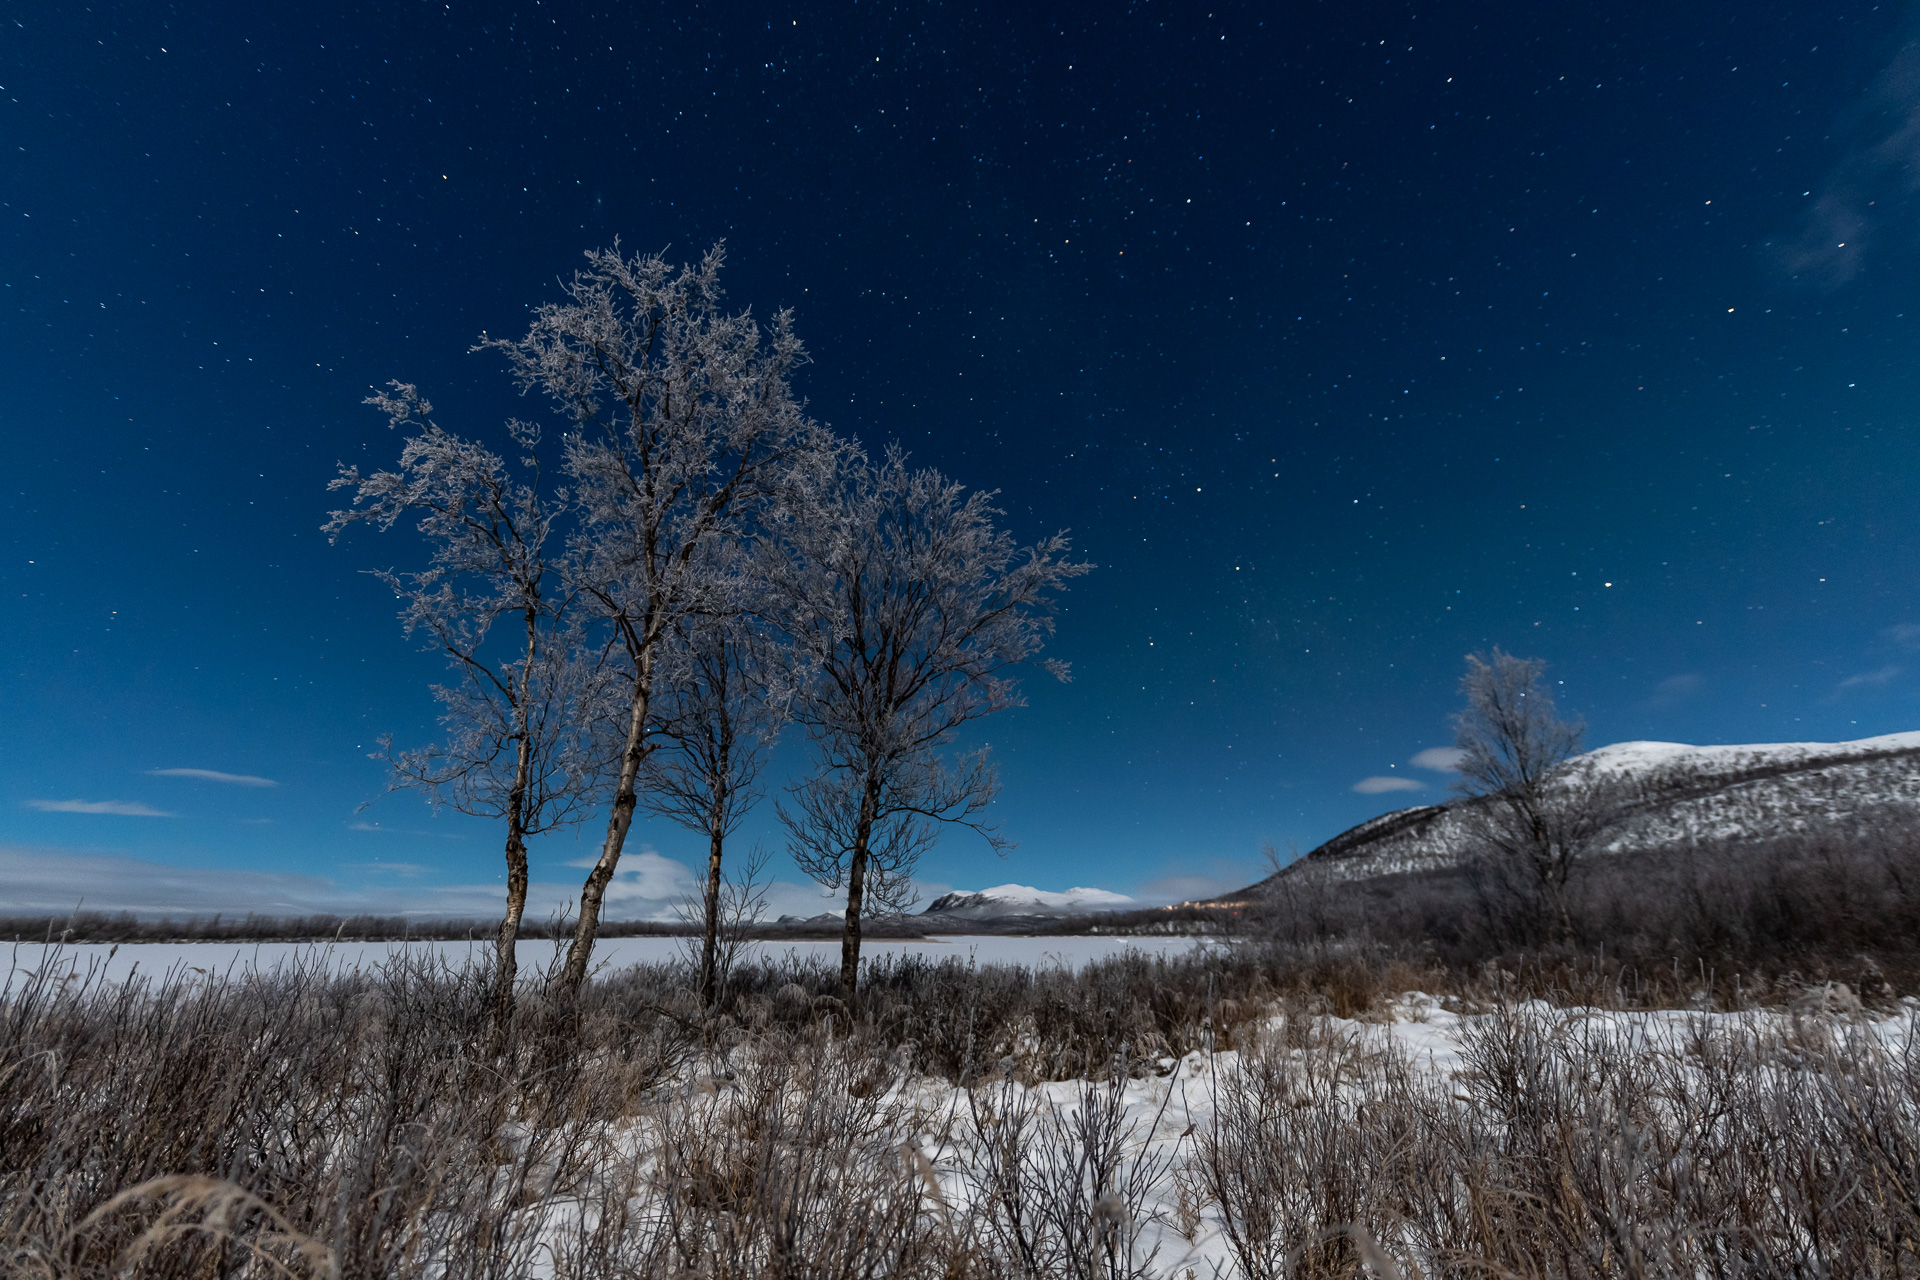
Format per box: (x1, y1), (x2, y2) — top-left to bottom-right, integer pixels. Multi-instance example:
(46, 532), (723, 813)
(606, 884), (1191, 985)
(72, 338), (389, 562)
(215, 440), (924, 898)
(767, 447), (1091, 996)
(1452, 647), (1617, 942)
(324, 384), (609, 1022)
(640, 602), (786, 1010)
(482, 241), (834, 992)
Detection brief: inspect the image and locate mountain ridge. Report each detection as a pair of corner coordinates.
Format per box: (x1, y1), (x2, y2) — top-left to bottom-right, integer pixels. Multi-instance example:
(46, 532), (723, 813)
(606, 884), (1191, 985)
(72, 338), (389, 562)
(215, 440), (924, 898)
(1229, 730), (1920, 898)
(921, 883), (1136, 921)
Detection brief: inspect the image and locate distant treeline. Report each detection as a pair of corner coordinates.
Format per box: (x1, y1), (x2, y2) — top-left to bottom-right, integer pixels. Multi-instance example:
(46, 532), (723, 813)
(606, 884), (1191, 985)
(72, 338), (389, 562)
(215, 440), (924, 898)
(0, 910), (967, 945)
(0, 912), (694, 945)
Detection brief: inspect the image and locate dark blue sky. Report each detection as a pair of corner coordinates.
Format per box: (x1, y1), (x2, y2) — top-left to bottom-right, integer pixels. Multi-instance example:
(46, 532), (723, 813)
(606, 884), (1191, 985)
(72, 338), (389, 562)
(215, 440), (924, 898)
(7, 0), (1920, 917)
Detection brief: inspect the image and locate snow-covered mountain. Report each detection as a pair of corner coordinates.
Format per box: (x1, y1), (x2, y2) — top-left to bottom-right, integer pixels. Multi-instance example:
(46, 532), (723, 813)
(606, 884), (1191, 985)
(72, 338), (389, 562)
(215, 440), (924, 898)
(1240, 731), (1920, 893)
(922, 883), (1135, 921)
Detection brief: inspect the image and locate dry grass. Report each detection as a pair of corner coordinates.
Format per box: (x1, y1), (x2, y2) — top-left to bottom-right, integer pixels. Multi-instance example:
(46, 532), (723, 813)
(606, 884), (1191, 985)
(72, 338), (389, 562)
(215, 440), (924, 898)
(5, 935), (1920, 1277)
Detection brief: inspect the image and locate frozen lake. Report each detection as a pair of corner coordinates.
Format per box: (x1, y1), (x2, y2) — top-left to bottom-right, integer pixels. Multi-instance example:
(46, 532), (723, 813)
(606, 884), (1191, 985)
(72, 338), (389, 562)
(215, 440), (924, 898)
(2, 933), (1215, 992)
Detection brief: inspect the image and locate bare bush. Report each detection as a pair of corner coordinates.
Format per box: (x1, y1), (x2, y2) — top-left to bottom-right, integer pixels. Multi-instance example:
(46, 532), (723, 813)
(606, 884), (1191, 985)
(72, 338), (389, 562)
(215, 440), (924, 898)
(956, 1063), (1177, 1280)
(1452, 648), (1630, 943)
(621, 1029), (938, 1278)
(0, 949), (693, 1279)
(1190, 1022), (1387, 1279)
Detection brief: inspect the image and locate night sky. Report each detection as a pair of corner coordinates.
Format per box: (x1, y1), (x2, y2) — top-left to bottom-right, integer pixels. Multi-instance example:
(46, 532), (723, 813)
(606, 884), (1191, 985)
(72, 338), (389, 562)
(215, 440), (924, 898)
(8, 1), (1920, 918)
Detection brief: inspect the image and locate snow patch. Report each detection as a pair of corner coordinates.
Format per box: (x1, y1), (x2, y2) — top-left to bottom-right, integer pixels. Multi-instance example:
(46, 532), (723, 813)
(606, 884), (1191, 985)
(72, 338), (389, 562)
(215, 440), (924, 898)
(1585, 729), (1920, 775)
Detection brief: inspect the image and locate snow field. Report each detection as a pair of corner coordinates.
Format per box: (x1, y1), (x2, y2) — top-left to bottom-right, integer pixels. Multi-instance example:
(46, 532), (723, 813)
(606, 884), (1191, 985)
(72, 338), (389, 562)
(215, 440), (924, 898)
(1, 933), (1214, 994)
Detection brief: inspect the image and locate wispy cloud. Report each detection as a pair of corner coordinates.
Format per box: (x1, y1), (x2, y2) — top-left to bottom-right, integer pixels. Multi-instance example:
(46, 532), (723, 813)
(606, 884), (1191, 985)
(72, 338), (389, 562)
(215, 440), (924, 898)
(759, 879), (853, 919)
(348, 822), (465, 840)
(1770, 37), (1920, 288)
(567, 851), (700, 904)
(0, 843), (838, 924)
(1352, 775), (1424, 795)
(1646, 673), (1704, 710)
(1409, 747), (1465, 772)
(1136, 872), (1239, 904)
(1837, 664), (1902, 693)
(27, 800), (175, 817)
(344, 861), (432, 879)
(147, 768), (278, 788)
(1886, 623), (1920, 651)
(0, 846), (338, 915)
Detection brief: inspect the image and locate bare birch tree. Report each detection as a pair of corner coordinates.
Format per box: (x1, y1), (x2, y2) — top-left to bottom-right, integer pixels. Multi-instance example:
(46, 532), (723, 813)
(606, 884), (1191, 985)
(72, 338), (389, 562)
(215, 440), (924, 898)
(639, 603), (786, 1010)
(1452, 647), (1619, 943)
(324, 383), (608, 1023)
(767, 446), (1092, 996)
(482, 241), (835, 993)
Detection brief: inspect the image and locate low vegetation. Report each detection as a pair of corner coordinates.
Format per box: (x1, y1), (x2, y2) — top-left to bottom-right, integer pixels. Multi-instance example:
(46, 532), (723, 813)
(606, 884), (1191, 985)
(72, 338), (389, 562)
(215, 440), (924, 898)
(1254, 803), (1920, 1004)
(6, 898), (1920, 1278)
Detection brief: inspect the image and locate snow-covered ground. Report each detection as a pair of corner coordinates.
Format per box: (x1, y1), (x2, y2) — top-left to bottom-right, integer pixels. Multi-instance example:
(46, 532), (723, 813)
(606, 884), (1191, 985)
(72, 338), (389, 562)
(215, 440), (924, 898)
(498, 993), (1920, 1278)
(1, 932), (1212, 992)
(953, 996), (1920, 1275)
(1585, 728), (1920, 774)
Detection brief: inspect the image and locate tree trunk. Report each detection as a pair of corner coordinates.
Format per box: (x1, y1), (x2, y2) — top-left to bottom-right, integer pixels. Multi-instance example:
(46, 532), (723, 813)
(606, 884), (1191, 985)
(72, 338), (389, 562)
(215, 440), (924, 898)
(492, 741), (532, 1028)
(1547, 863), (1576, 946)
(1522, 800), (1577, 945)
(838, 772), (881, 997)
(561, 649), (653, 993)
(492, 606), (539, 1033)
(700, 794), (725, 1010)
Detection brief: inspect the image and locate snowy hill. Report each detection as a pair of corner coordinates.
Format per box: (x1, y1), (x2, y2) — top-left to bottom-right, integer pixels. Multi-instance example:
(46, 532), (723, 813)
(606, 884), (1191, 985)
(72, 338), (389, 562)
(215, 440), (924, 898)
(1238, 731), (1920, 894)
(922, 883), (1135, 921)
